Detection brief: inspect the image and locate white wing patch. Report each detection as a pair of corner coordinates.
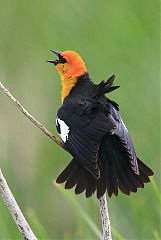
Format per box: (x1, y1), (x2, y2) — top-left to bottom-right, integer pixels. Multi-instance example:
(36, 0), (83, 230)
(56, 117), (70, 142)
(121, 118), (128, 132)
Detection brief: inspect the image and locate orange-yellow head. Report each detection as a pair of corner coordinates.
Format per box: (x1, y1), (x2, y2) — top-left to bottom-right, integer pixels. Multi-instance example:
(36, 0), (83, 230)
(48, 50), (87, 102)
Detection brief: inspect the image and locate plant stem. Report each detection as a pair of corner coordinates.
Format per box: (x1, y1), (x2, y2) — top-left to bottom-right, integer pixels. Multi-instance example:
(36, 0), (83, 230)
(0, 169), (37, 240)
(99, 195), (112, 240)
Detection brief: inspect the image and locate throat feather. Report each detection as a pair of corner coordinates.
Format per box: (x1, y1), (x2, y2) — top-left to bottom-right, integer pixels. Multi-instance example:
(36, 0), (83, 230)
(61, 76), (78, 102)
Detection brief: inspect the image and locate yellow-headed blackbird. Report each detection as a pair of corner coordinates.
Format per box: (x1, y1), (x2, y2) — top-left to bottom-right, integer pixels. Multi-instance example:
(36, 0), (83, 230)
(48, 50), (154, 198)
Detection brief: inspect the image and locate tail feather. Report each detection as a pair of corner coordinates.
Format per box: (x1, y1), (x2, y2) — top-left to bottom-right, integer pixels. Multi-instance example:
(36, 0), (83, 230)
(97, 160), (107, 198)
(65, 164), (80, 189)
(56, 159), (96, 197)
(102, 136), (133, 196)
(85, 174), (97, 198)
(56, 137), (154, 198)
(137, 158), (154, 176)
(114, 145), (139, 193)
(99, 141), (118, 197)
(139, 171), (150, 183)
(97, 135), (153, 198)
(56, 159), (76, 184)
(75, 170), (87, 194)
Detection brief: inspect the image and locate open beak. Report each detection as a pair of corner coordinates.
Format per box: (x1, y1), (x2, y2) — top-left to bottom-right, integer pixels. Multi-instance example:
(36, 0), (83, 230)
(47, 50), (62, 65)
(50, 49), (62, 56)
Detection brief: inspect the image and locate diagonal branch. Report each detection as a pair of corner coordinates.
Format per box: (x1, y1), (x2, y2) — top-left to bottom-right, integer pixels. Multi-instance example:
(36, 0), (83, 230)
(0, 169), (37, 240)
(0, 81), (112, 240)
(0, 82), (64, 149)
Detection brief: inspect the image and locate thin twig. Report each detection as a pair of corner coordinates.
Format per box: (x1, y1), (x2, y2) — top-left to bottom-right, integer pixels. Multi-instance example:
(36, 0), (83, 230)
(0, 80), (112, 239)
(99, 195), (112, 240)
(0, 169), (37, 240)
(0, 82), (64, 149)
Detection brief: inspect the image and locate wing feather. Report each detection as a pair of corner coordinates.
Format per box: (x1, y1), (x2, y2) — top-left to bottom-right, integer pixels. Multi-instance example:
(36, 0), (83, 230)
(57, 101), (116, 179)
(110, 104), (139, 174)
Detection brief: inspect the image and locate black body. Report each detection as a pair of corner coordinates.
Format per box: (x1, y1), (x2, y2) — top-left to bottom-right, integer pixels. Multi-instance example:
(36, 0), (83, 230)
(56, 73), (154, 198)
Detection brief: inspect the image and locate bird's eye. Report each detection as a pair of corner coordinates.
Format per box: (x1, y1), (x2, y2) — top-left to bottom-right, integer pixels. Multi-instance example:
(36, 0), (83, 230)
(60, 57), (67, 64)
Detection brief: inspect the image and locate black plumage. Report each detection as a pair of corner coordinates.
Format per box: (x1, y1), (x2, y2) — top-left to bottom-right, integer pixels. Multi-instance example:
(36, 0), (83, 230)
(56, 73), (154, 198)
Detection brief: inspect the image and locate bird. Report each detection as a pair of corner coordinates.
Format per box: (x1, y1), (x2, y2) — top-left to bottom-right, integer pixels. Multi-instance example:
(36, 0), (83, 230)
(47, 50), (154, 198)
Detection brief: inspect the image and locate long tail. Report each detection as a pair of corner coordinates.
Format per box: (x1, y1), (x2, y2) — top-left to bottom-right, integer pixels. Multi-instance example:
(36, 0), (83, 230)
(97, 135), (154, 198)
(56, 159), (97, 198)
(56, 136), (154, 198)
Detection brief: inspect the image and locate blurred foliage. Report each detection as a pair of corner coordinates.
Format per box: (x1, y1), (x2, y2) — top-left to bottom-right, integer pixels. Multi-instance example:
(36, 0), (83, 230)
(54, 182), (127, 240)
(0, 0), (160, 239)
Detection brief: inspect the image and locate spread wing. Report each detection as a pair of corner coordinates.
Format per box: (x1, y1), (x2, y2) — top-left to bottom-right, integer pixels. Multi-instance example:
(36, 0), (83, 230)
(109, 104), (139, 174)
(56, 98), (116, 179)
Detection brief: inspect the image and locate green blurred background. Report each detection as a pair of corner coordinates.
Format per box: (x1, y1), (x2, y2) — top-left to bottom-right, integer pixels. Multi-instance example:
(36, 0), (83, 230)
(0, 0), (160, 239)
